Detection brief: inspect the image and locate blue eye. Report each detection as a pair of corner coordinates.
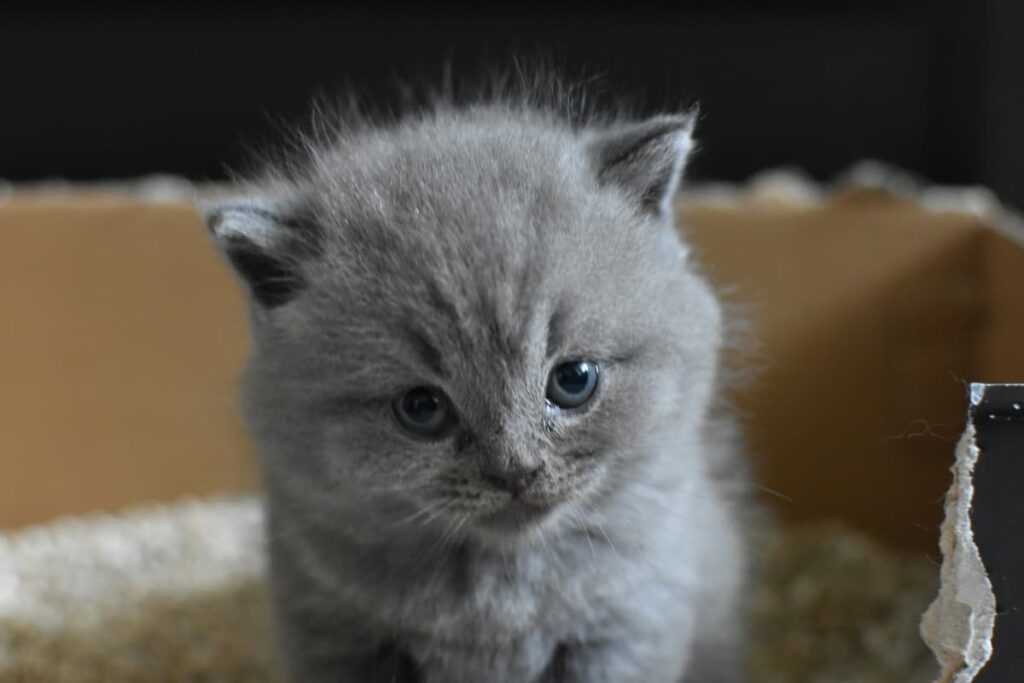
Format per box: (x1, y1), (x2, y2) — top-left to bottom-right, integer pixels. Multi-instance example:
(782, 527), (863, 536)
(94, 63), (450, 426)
(546, 359), (599, 409)
(394, 387), (452, 437)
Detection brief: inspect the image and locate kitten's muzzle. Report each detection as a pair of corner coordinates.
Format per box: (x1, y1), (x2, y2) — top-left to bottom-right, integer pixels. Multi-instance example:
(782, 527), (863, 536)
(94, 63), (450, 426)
(479, 464), (541, 498)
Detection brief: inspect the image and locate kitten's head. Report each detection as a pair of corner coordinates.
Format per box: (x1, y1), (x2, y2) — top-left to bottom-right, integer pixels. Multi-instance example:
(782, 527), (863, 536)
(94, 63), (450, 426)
(204, 104), (722, 546)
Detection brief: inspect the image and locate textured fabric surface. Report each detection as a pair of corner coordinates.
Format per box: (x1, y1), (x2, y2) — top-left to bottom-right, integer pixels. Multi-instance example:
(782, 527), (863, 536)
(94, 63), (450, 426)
(0, 497), (936, 682)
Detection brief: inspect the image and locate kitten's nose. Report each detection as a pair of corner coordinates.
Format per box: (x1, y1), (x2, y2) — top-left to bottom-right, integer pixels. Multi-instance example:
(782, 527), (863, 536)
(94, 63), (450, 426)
(480, 465), (540, 497)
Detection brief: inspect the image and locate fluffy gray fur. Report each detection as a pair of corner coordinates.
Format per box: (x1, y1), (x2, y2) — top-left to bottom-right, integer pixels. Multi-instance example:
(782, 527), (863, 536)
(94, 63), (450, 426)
(203, 93), (749, 683)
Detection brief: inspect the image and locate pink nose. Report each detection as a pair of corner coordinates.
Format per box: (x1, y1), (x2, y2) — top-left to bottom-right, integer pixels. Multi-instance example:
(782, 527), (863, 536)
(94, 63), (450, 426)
(480, 466), (540, 497)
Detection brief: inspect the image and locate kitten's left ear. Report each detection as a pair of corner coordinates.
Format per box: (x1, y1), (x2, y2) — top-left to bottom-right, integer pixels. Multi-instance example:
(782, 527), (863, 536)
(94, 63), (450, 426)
(588, 112), (697, 218)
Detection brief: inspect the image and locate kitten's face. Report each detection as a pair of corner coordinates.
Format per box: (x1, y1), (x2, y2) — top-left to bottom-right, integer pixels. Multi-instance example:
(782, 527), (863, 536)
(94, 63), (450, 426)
(208, 110), (722, 545)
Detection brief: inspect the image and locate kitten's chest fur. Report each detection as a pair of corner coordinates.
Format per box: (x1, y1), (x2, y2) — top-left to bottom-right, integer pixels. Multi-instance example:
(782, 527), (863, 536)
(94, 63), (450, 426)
(275, 507), (649, 641)
(271, 500), (693, 683)
(417, 537), (639, 640)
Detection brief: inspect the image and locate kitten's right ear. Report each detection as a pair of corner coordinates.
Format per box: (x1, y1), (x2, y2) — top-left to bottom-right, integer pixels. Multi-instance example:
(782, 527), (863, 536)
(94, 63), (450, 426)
(200, 198), (316, 308)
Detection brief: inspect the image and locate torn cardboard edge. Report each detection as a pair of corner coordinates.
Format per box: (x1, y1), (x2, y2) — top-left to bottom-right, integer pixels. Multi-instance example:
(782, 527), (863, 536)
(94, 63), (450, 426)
(679, 160), (1024, 244)
(961, 385), (1024, 682)
(0, 175), (202, 204)
(4, 160), (1023, 244)
(920, 385), (997, 683)
(921, 383), (1024, 683)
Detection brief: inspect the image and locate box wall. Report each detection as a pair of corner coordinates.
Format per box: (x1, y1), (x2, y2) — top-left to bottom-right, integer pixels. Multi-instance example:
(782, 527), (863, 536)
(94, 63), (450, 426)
(682, 192), (992, 550)
(1, 188), (1019, 555)
(0, 198), (255, 529)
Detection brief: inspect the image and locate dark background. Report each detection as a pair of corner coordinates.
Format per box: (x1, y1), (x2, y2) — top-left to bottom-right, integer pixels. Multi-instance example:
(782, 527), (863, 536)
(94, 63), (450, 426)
(3, 1), (1022, 208)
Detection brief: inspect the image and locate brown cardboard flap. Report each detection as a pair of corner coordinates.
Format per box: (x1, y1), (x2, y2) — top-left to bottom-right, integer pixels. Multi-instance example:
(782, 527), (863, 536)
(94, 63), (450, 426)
(0, 198), (255, 529)
(680, 176), (1023, 551)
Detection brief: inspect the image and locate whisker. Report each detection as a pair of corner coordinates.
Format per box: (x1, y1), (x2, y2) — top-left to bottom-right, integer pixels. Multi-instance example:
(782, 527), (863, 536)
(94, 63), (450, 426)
(755, 485), (793, 503)
(592, 519), (621, 562)
(394, 499), (451, 527)
(568, 502), (597, 561)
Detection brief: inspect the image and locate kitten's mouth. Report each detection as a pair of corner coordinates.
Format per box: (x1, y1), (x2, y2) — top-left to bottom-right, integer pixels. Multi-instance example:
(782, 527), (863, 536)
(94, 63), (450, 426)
(477, 498), (554, 531)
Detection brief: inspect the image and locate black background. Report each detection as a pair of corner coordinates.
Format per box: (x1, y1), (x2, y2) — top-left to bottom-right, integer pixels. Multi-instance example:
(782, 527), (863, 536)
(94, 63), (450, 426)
(3, 1), (1022, 208)
(972, 385), (1024, 683)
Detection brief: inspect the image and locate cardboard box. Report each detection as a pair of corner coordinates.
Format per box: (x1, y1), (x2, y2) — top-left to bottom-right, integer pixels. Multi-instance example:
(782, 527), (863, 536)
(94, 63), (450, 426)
(0, 165), (1021, 680)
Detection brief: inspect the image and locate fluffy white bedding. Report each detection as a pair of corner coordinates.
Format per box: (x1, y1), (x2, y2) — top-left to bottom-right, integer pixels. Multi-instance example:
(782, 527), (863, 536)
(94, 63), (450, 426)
(0, 497), (278, 682)
(0, 497), (936, 682)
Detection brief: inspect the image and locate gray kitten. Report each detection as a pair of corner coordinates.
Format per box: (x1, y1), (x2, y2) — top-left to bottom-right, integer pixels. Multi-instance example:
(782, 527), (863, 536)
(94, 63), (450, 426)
(203, 91), (749, 683)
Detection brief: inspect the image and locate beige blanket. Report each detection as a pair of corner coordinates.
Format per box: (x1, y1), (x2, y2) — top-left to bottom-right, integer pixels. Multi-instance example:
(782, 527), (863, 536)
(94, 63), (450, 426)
(0, 498), (936, 682)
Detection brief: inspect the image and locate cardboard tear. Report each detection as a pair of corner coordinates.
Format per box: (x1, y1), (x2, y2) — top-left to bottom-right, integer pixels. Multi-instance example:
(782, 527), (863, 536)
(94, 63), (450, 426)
(920, 384), (997, 683)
